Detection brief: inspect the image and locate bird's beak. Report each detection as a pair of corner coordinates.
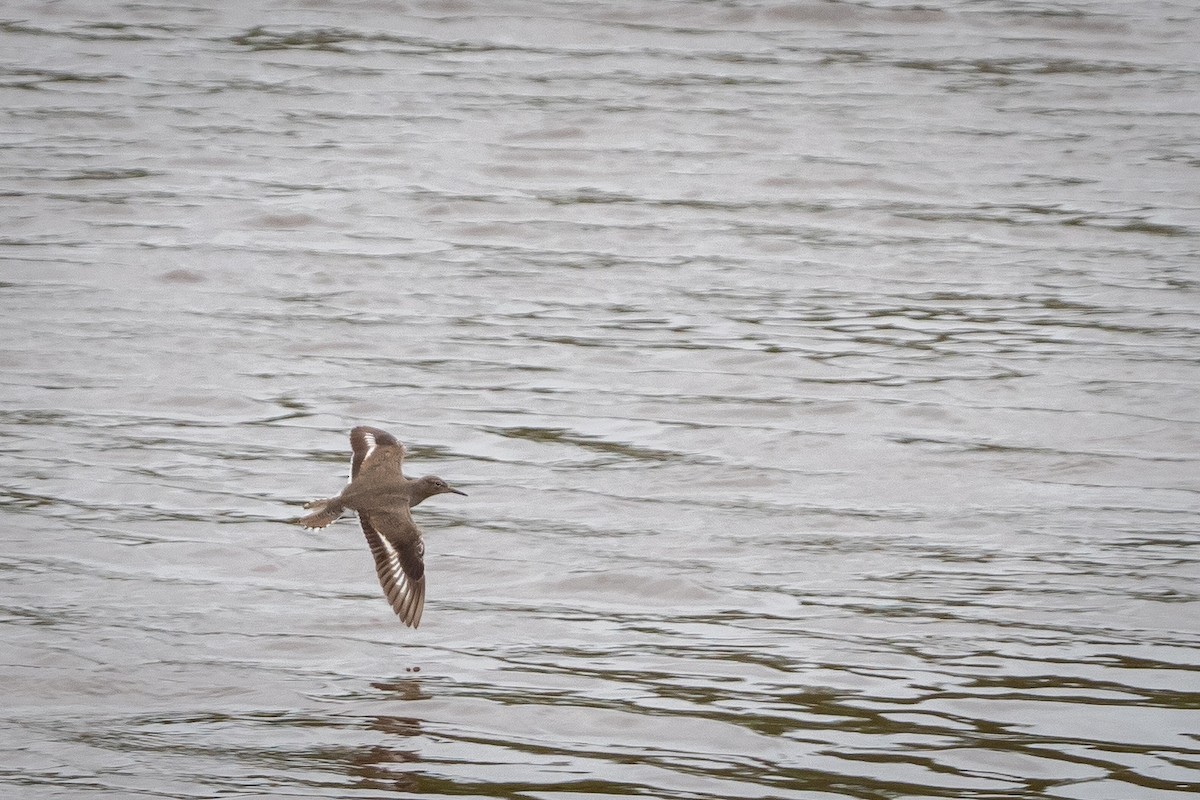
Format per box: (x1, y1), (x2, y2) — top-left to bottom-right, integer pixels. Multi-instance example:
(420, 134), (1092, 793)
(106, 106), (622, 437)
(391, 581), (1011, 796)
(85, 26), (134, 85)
(448, 486), (467, 496)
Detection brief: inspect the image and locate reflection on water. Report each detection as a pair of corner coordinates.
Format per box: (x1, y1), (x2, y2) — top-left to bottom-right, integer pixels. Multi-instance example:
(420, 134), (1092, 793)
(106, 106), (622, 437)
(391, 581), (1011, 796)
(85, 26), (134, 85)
(2, 0), (1199, 797)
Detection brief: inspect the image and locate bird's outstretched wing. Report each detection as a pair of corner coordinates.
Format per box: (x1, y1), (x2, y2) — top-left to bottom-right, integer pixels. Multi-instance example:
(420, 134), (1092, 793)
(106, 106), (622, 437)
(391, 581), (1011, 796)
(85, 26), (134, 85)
(350, 426), (405, 481)
(359, 509), (426, 628)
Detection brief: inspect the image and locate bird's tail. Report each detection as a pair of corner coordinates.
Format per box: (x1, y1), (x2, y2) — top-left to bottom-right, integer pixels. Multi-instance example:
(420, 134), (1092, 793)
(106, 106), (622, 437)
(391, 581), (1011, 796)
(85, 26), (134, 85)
(295, 498), (345, 529)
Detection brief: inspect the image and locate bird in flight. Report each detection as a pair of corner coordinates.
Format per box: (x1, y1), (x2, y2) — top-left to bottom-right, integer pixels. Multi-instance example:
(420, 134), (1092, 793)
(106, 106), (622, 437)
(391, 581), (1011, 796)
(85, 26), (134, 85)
(296, 426), (466, 628)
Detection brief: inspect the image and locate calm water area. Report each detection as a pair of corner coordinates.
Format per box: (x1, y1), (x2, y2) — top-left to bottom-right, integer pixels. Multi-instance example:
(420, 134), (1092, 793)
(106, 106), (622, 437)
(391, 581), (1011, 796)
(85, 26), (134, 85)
(2, 1), (1198, 797)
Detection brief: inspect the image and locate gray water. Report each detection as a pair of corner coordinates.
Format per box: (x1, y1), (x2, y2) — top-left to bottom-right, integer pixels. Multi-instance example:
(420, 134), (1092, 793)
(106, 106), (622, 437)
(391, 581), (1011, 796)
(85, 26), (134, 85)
(2, 1), (1198, 798)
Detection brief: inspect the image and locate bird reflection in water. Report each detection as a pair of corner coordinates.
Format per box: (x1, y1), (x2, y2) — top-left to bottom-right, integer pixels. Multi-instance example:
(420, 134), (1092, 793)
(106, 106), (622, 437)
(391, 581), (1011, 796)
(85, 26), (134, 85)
(343, 678), (428, 793)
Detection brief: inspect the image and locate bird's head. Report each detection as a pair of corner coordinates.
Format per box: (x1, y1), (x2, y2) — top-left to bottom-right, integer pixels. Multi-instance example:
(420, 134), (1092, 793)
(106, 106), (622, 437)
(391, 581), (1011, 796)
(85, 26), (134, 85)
(412, 475), (467, 505)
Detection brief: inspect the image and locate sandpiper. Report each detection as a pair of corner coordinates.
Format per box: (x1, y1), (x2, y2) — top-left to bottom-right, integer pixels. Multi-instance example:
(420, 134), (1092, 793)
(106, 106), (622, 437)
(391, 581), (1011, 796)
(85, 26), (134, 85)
(296, 426), (466, 628)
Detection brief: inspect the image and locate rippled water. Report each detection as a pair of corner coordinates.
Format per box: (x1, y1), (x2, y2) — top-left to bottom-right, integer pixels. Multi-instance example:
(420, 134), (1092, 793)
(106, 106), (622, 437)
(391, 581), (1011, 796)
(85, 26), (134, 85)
(2, 1), (1198, 797)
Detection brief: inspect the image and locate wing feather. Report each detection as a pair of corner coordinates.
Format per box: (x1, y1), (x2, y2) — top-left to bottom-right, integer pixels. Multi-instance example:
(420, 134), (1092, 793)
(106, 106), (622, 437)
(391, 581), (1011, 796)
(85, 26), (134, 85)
(359, 510), (426, 628)
(350, 426), (404, 480)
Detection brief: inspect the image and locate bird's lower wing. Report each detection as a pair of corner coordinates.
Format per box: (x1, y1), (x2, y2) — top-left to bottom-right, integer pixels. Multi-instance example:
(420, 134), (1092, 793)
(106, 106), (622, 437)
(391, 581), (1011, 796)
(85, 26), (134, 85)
(359, 511), (425, 628)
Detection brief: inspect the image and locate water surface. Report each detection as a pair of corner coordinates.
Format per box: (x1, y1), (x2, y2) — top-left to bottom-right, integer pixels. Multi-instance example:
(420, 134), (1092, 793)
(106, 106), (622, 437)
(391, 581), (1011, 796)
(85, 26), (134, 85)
(2, 1), (1198, 798)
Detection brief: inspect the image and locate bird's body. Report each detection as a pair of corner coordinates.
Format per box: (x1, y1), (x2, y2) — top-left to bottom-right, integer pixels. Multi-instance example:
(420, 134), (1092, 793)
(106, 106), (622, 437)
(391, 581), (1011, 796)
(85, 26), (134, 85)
(295, 426), (465, 628)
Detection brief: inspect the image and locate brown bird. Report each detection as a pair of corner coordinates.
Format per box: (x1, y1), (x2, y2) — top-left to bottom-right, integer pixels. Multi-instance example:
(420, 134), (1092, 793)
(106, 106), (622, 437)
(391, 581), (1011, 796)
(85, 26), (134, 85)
(296, 426), (466, 628)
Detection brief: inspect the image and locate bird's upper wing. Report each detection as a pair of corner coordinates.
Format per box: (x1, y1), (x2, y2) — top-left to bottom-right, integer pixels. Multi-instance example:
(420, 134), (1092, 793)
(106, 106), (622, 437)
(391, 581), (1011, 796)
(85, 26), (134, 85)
(359, 509), (426, 628)
(350, 426), (404, 481)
